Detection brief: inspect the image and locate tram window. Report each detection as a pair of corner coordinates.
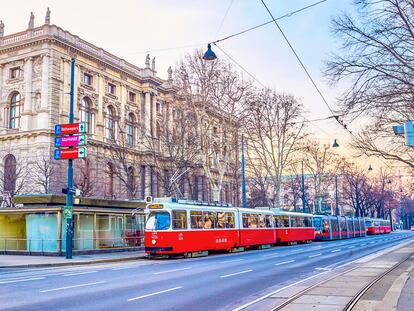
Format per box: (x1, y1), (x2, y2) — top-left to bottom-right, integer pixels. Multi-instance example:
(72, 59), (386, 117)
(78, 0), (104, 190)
(292, 216), (304, 228)
(225, 212), (234, 228)
(146, 212), (170, 230)
(365, 220), (372, 227)
(190, 211), (203, 229)
(243, 214), (258, 228)
(172, 210), (187, 230)
(275, 216), (289, 228)
(217, 212), (226, 228)
(340, 218), (346, 231)
(265, 215), (273, 228)
(258, 214), (266, 228)
(303, 217), (312, 227)
(322, 219), (330, 232)
(203, 211), (217, 229)
(331, 219), (339, 232)
(313, 217), (322, 230)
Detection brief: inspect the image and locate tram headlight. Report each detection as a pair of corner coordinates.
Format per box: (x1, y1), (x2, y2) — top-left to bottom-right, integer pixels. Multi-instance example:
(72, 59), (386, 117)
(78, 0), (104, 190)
(151, 239), (157, 245)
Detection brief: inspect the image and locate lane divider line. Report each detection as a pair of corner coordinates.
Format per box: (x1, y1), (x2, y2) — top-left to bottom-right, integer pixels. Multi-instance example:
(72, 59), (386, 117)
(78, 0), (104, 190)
(0, 277), (45, 284)
(220, 270), (253, 278)
(275, 260), (295, 266)
(40, 281), (105, 293)
(63, 271), (98, 277)
(308, 253), (322, 258)
(331, 249), (342, 253)
(128, 286), (183, 301)
(153, 267), (191, 275)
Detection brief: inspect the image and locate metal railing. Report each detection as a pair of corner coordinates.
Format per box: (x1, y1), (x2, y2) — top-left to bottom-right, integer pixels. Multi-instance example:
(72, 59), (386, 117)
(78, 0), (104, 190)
(0, 236), (144, 254)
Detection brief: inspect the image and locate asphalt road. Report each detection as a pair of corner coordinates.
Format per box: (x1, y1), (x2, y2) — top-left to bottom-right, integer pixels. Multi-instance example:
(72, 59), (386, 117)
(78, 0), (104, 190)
(0, 232), (413, 311)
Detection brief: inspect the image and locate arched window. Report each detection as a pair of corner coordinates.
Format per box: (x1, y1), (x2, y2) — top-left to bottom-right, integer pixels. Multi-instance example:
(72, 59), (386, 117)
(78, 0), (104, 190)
(127, 166), (136, 198)
(126, 113), (136, 145)
(3, 154), (17, 193)
(105, 106), (116, 140)
(104, 162), (115, 198)
(7, 92), (22, 129)
(79, 97), (94, 133)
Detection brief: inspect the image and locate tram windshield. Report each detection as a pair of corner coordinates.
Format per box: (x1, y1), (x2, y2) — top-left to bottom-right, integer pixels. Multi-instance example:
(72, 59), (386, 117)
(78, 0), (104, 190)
(146, 211), (171, 230)
(313, 217), (322, 230)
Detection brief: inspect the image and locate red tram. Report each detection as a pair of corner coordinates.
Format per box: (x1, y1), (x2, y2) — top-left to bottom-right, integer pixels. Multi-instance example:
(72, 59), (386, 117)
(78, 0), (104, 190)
(273, 211), (314, 244)
(365, 218), (391, 235)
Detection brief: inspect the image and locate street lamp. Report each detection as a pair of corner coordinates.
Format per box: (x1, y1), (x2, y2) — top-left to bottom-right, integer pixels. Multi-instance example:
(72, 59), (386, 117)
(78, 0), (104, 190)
(332, 139), (339, 148)
(203, 43), (217, 61)
(368, 164), (373, 171)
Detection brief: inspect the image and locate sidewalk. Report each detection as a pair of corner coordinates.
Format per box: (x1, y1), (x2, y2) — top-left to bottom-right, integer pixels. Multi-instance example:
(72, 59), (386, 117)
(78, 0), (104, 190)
(0, 250), (147, 268)
(269, 240), (414, 311)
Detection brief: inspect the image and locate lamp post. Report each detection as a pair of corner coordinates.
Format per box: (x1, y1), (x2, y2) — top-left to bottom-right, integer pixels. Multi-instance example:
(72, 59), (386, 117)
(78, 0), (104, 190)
(332, 139), (340, 216)
(301, 161), (306, 213)
(241, 135), (247, 208)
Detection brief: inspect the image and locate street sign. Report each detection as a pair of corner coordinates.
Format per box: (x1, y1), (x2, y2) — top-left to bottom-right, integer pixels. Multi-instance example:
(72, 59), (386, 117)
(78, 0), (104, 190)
(63, 206), (73, 219)
(55, 135), (87, 147)
(54, 147), (87, 160)
(55, 122), (88, 135)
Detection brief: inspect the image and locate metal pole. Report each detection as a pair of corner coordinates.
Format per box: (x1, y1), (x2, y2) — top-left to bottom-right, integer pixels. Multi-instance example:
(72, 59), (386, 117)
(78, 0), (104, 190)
(335, 175), (339, 216)
(301, 161), (306, 213)
(65, 58), (75, 259)
(241, 135), (247, 208)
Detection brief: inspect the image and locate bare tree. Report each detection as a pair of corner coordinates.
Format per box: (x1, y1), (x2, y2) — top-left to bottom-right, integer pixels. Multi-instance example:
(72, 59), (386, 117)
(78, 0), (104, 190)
(140, 102), (201, 198)
(0, 155), (29, 208)
(32, 155), (57, 194)
(325, 0), (414, 167)
(244, 89), (306, 209)
(108, 123), (140, 199)
(74, 158), (94, 197)
(175, 50), (249, 201)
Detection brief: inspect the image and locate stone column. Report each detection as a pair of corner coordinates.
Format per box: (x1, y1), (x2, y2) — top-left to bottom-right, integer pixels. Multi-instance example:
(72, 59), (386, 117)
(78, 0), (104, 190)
(144, 92), (151, 135)
(144, 165), (152, 197)
(0, 64), (3, 102)
(151, 93), (157, 137)
(21, 57), (33, 131)
(38, 54), (50, 129)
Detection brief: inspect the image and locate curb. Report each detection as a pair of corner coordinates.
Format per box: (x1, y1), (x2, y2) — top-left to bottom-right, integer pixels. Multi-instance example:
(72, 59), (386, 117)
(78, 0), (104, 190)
(0, 254), (147, 269)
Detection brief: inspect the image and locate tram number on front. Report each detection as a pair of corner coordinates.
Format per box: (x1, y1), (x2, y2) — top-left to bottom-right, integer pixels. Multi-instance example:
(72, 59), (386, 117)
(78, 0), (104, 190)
(178, 233), (184, 241)
(216, 238), (227, 244)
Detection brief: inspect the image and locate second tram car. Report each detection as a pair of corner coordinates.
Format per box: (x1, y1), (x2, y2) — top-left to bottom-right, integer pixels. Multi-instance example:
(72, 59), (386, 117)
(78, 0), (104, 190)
(314, 215), (366, 241)
(365, 218), (391, 235)
(273, 211), (315, 244)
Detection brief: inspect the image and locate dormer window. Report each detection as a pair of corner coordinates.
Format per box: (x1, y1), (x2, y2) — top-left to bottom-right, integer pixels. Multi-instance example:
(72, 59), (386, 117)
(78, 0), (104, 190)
(9, 67), (21, 79)
(83, 73), (93, 86)
(108, 83), (116, 95)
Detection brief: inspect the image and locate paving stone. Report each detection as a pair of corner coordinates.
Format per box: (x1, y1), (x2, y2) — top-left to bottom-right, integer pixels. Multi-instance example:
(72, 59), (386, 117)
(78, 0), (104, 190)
(307, 286), (359, 297)
(270, 285), (308, 299)
(280, 302), (344, 311)
(294, 294), (350, 305)
(319, 281), (368, 289)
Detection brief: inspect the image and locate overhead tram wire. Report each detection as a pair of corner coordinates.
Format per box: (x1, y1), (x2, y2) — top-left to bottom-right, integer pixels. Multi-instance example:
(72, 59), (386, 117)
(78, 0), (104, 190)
(214, 0), (235, 40)
(259, 0), (350, 135)
(214, 44), (335, 139)
(125, 0), (330, 55)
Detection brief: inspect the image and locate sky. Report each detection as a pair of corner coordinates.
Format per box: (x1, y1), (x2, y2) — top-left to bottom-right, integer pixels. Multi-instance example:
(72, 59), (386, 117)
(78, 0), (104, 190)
(1, 0), (380, 166)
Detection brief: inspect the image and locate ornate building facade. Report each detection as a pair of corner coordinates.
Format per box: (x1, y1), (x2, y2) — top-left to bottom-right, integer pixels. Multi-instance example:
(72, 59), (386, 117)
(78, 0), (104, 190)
(0, 11), (240, 206)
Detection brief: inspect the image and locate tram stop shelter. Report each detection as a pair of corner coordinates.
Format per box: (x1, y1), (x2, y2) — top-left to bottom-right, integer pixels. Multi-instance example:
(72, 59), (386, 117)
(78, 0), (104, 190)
(0, 195), (146, 256)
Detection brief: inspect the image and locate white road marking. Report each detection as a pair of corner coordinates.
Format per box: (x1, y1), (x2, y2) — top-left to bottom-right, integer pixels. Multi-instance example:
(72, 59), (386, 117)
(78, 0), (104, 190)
(153, 267), (191, 275)
(0, 277), (45, 284)
(112, 265), (145, 271)
(348, 246), (355, 249)
(331, 249), (341, 253)
(361, 243), (367, 246)
(220, 270), (253, 278)
(40, 281), (105, 293)
(274, 260), (294, 266)
(128, 286), (182, 301)
(219, 259), (245, 264)
(315, 267), (331, 271)
(63, 271), (98, 277)
(231, 271), (330, 311)
(308, 253), (322, 258)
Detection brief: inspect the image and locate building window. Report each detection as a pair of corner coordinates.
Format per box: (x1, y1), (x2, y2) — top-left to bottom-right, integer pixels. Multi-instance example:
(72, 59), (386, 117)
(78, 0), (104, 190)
(7, 92), (22, 129)
(108, 83), (116, 95)
(156, 102), (161, 113)
(79, 97), (94, 133)
(104, 162), (115, 198)
(9, 67), (21, 79)
(128, 92), (136, 103)
(126, 113), (136, 145)
(83, 73), (93, 86)
(3, 154), (17, 193)
(105, 106), (116, 140)
(127, 166), (136, 198)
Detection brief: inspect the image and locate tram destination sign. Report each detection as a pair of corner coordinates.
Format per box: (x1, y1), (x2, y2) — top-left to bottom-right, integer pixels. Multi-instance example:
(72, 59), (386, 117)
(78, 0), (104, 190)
(55, 122), (87, 135)
(54, 147), (87, 160)
(55, 135), (87, 147)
